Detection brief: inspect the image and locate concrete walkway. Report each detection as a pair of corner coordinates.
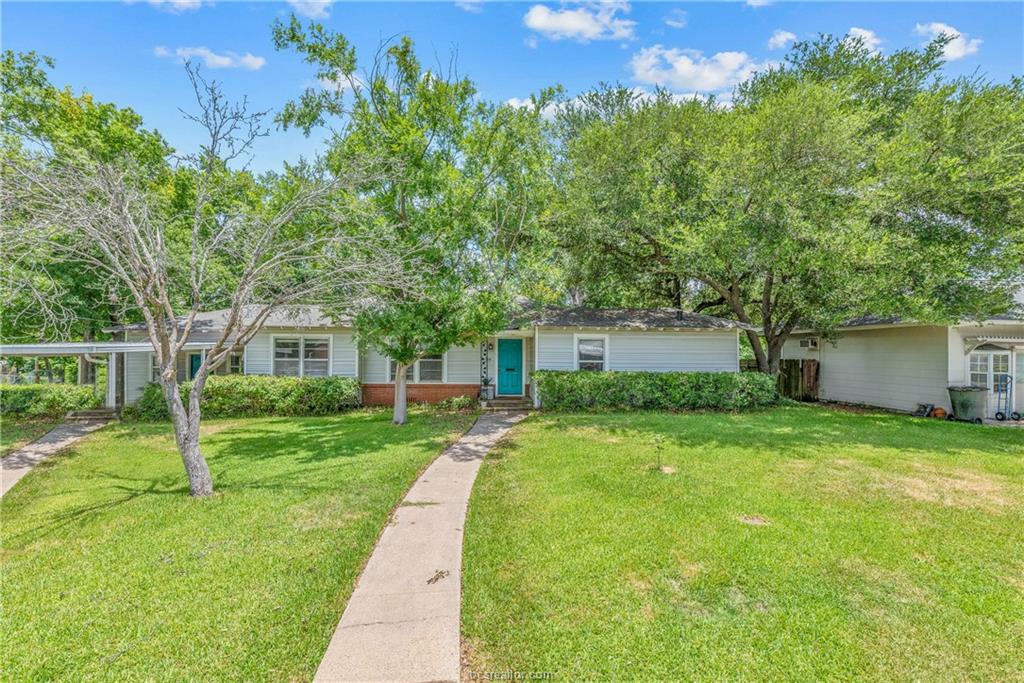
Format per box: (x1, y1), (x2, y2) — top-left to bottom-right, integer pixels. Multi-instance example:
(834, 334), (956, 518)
(314, 411), (527, 683)
(1, 420), (108, 498)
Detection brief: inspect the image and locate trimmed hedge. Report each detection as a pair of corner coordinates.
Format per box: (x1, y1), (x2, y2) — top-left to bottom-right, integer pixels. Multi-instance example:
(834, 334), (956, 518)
(532, 370), (779, 411)
(131, 375), (362, 420)
(0, 384), (103, 418)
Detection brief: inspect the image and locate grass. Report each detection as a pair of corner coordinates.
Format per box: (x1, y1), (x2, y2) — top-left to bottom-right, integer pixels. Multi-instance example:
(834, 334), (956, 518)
(0, 416), (60, 456)
(1, 408), (475, 681)
(462, 405), (1024, 681)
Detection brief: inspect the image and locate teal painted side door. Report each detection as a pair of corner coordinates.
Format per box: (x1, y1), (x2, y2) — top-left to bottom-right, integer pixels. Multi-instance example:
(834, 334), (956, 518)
(189, 353), (202, 379)
(497, 339), (523, 395)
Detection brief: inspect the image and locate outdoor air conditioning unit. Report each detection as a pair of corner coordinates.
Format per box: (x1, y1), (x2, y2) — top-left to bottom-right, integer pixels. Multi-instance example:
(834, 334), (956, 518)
(799, 338), (820, 349)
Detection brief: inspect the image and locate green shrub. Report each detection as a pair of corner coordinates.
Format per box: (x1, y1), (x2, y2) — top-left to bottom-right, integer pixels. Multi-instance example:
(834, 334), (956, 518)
(531, 370), (778, 411)
(132, 375), (362, 420)
(0, 384), (102, 418)
(434, 395), (476, 412)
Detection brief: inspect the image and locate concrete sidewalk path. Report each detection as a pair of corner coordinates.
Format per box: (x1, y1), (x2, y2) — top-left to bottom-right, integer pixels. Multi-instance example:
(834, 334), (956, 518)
(314, 411), (527, 683)
(1, 420), (109, 498)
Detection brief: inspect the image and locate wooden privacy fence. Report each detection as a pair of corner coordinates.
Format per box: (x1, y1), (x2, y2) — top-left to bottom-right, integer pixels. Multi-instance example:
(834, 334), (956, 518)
(740, 359), (819, 401)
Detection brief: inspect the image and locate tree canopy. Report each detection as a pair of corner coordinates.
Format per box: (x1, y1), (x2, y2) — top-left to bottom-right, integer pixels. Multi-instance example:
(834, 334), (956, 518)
(544, 35), (1024, 372)
(274, 20), (552, 422)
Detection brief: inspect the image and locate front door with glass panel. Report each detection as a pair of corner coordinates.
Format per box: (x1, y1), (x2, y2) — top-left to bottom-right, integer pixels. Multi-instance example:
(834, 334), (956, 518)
(969, 350), (1012, 417)
(497, 339), (523, 396)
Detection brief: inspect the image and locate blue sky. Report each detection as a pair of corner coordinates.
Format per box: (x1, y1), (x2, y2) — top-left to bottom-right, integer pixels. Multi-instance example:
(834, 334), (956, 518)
(4, 1), (1022, 172)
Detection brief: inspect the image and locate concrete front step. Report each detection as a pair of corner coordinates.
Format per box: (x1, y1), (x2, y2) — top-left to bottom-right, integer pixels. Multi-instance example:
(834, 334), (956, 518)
(481, 399), (533, 411)
(66, 409), (117, 421)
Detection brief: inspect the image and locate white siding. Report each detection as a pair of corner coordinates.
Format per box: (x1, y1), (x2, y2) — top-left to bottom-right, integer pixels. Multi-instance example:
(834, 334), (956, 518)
(818, 326), (950, 412)
(782, 335), (822, 361)
(125, 352), (150, 404)
(362, 347), (389, 382)
(536, 331), (574, 370)
(1018, 353), (1024, 413)
(331, 332), (358, 377)
(447, 344), (481, 383)
(607, 331), (737, 371)
(535, 329), (739, 372)
(245, 333), (272, 375)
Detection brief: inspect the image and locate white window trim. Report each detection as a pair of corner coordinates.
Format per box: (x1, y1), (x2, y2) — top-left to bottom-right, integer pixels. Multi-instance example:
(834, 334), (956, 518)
(495, 336), (527, 396)
(387, 351), (448, 384)
(271, 334), (333, 377)
(573, 333), (610, 371)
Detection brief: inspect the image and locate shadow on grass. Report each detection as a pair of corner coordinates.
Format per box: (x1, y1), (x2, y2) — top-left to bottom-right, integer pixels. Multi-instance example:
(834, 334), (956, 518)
(532, 405), (1024, 459)
(6, 411), (469, 545)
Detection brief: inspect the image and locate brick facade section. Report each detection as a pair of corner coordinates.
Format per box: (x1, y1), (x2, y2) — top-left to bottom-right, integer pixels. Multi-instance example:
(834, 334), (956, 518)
(360, 383), (532, 406)
(361, 383), (481, 406)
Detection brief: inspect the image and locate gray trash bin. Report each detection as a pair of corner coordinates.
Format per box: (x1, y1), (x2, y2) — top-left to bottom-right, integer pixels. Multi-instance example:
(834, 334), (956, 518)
(947, 385), (988, 424)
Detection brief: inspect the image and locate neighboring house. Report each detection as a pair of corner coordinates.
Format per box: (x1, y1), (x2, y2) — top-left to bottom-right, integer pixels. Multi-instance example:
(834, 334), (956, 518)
(784, 313), (1024, 418)
(0, 306), (751, 409)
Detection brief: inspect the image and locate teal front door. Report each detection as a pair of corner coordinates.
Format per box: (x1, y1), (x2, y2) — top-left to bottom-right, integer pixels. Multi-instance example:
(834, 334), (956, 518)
(189, 353), (202, 379)
(497, 339), (523, 395)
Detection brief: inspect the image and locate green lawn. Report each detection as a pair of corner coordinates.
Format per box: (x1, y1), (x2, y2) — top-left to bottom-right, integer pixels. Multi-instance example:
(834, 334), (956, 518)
(463, 406), (1024, 681)
(1, 408), (474, 681)
(0, 417), (60, 456)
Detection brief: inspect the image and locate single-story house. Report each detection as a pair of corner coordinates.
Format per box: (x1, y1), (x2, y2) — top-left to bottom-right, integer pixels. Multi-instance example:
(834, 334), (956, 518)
(783, 313), (1024, 418)
(0, 306), (751, 409)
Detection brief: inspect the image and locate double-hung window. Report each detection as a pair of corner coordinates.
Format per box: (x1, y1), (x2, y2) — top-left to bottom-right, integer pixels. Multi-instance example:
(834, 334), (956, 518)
(575, 336), (607, 371)
(303, 338), (330, 377)
(418, 354), (443, 382)
(969, 353), (990, 388)
(389, 360), (414, 382)
(273, 337), (329, 377)
(389, 353), (445, 382)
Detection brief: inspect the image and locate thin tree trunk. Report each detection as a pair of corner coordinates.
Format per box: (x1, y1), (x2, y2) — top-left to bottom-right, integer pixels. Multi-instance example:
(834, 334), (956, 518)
(43, 358), (54, 383)
(393, 363), (409, 425)
(161, 379), (214, 497)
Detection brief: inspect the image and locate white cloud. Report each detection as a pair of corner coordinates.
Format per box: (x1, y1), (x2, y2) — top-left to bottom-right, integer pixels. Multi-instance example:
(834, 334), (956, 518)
(663, 9), (687, 29)
(287, 0), (333, 19)
(629, 45), (769, 92)
(846, 27), (882, 54)
(914, 22), (981, 60)
(155, 46), (266, 71)
(523, 1), (636, 43)
(125, 0), (208, 12)
(455, 0), (483, 12)
(746, 0), (772, 7)
(318, 74), (365, 92)
(767, 29), (796, 50)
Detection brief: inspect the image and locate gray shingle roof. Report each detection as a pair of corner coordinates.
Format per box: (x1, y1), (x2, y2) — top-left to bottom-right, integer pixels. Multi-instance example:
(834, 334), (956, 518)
(518, 307), (755, 331)
(109, 305), (350, 332)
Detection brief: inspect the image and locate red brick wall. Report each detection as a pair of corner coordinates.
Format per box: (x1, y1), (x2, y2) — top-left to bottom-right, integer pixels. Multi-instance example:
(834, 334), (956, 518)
(361, 383), (481, 406)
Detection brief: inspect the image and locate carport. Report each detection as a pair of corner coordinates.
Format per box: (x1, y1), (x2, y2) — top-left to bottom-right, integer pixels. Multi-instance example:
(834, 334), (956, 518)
(0, 341), (212, 409)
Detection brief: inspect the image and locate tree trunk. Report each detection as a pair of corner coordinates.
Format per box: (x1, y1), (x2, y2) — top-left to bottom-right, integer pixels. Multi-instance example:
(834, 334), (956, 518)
(78, 329), (94, 384)
(43, 358), (54, 383)
(393, 363), (409, 425)
(161, 379), (214, 497)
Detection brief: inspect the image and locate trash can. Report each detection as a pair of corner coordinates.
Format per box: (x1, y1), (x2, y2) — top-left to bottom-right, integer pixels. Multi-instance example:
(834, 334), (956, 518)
(947, 385), (988, 424)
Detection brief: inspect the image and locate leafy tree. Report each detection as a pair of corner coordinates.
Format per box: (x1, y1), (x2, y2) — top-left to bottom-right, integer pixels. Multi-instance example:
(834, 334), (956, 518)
(3, 64), (405, 495)
(551, 36), (1024, 373)
(274, 19), (551, 423)
(1, 51), (172, 347)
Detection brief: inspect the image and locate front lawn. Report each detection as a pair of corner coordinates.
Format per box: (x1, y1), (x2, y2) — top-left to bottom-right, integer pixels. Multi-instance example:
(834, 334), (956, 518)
(0, 417), (60, 456)
(463, 406), (1024, 681)
(1, 409), (474, 681)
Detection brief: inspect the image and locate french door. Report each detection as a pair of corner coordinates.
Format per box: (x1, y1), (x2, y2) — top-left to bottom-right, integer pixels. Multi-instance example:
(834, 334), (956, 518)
(968, 350), (1012, 416)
